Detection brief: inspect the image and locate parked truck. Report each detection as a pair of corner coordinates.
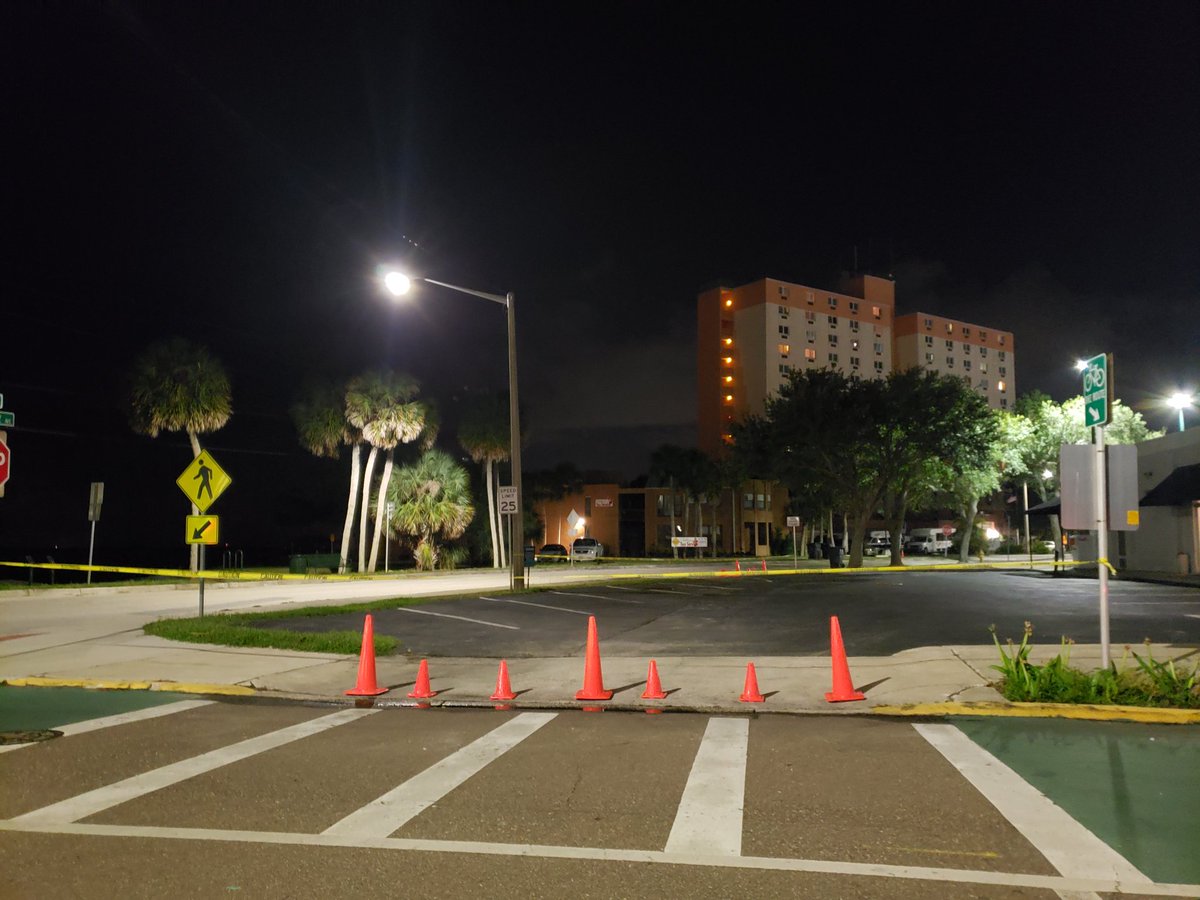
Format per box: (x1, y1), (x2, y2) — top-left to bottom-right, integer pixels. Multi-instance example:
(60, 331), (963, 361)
(904, 527), (953, 555)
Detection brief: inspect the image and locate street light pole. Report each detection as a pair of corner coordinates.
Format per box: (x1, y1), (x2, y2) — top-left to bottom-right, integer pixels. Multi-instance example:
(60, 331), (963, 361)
(382, 273), (525, 590)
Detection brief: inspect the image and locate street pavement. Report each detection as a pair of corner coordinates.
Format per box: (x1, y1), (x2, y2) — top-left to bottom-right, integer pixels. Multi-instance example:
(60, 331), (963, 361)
(1, 558), (1196, 715)
(2, 694), (1198, 897)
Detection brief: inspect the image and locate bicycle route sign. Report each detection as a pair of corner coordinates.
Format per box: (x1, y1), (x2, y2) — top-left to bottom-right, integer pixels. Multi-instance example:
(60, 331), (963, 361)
(1081, 352), (1110, 427)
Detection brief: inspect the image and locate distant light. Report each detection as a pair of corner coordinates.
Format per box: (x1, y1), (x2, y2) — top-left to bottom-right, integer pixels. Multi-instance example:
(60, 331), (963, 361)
(724, 394), (733, 402)
(723, 337), (733, 345)
(1042, 469), (1053, 480)
(985, 527), (1001, 540)
(1074, 359), (1088, 371)
(724, 375), (733, 383)
(384, 271), (411, 296)
(724, 298), (733, 308)
(723, 356), (733, 364)
(1167, 391), (1195, 411)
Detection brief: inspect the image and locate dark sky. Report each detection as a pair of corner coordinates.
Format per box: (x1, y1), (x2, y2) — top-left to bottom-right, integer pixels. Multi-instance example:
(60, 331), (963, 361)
(2, 2), (1197, 558)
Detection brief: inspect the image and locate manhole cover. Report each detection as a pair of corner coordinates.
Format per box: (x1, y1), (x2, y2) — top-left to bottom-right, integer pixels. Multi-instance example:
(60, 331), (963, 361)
(0, 730), (62, 745)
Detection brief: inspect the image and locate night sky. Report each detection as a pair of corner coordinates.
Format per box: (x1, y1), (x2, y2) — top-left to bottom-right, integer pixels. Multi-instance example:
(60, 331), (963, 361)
(3, 2), (1197, 560)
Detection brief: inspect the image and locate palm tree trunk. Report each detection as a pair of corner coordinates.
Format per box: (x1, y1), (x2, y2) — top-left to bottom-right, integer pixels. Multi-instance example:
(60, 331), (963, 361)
(339, 443), (362, 574)
(358, 445), (379, 573)
(669, 477), (678, 558)
(367, 448), (395, 573)
(484, 458), (499, 567)
(495, 463), (507, 568)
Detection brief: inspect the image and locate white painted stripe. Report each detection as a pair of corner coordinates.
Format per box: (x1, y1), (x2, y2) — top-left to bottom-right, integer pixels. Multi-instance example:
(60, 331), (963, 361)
(606, 585), (638, 591)
(913, 724), (1151, 885)
(699, 584), (741, 592)
(549, 590), (641, 605)
(666, 717), (749, 856)
(323, 712), (557, 840)
(0, 700), (214, 754)
(12, 709), (376, 826)
(480, 596), (591, 616)
(394, 606), (519, 630)
(647, 588), (689, 595)
(3, 823), (1194, 896)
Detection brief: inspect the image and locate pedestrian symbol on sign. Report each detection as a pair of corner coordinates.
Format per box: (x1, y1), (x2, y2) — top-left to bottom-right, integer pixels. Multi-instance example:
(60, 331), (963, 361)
(176, 450), (232, 513)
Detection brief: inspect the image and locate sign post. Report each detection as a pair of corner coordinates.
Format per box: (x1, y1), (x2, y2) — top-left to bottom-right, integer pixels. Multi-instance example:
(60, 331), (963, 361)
(1081, 352), (1112, 667)
(177, 450), (233, 618)
(786, 516), (800, 568)
(87, 482), (104, 584)
(0, 429), (9, 500)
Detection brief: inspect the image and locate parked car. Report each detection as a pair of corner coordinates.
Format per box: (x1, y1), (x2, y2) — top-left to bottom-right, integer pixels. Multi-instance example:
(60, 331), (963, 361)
(537, 543), (568, 561)
(571, 537), (604, 560)
(864, 536), (891, 557)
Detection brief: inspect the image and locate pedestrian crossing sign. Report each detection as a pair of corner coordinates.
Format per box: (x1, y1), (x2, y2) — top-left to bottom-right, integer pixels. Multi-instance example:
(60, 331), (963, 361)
(176, 450), (232, 513)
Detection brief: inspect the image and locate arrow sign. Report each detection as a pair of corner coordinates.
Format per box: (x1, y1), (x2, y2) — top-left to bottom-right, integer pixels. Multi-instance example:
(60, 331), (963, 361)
(185, 515), (220, 545)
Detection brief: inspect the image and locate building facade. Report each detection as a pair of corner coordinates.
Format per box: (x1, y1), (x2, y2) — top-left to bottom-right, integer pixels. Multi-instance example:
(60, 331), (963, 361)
(893, 313), (1015, 410)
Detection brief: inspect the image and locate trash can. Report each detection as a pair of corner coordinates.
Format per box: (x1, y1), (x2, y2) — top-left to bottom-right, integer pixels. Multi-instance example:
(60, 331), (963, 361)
(827, 546), (844, 568)
(523, 545), (536, 568)
(288, 554), (307, 574)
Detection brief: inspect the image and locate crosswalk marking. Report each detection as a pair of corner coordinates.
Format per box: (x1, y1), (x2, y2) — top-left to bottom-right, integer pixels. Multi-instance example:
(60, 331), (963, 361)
(480, 596), (592, 615)
(0, 700), (213, 754)
(12, 709), (376, 826)
(323, 712), (557, 841)
(665, 717), (749, 856)
(914, 724), (1151, 886)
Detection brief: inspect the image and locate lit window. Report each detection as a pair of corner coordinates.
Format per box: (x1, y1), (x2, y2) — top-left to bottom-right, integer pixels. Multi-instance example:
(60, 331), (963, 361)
(851, 339), (860, 351)
(946, 323), (954, 334)
(980, 362), (988, 373)
(723, 356), (733, 364)
(723, 337), (733, 346)
(998, 380), (1007, 392)
(722, 433), (733, 443)
(778, 343), (789, 356)
(925, 352), (935, 363)
(804, 348), (816, 361)
(872, 305), (882, 319)
(724, 394), (734, 402)
(724, 375), (734, 384)
(724, 298), (733, 308)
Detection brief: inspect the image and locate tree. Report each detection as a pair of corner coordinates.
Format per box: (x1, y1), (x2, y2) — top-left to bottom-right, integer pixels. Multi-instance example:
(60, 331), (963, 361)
(290, 381), (359, 573)
(649, 444), (688, 556)
(384, 449), (474, 571)
(459, 392), (510, 568)
(345, 371), (425, 573)
(128, 338), (232, 572)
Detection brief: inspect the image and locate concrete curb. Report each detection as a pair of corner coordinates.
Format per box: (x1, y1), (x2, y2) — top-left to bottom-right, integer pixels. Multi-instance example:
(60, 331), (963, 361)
(7, 676), (1197, 723)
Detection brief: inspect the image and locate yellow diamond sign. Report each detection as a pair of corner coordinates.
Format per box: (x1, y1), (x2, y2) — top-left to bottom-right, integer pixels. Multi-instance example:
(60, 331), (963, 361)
(186, 515), (220, 545)
(176, 450), (232, 513)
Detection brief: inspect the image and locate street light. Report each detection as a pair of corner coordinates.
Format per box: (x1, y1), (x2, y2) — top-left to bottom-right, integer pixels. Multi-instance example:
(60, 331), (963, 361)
(1167, 391), (1195, 432)
(1074, 359), (1088, 372)
(382, 269), (526, 589)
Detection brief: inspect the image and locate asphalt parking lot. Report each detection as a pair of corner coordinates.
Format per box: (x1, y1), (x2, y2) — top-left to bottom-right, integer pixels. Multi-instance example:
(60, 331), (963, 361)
(255, 570), (1200, 658)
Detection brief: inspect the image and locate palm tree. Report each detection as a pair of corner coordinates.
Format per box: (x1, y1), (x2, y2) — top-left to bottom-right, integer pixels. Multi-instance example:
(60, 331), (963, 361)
(346, 371), (424, 574)
(290, 381), (358, 573)
(128, 338), (232, 572)
(459, 392), (510, 568)
(384, 449), (474, 571)
(649, 444), (687, 557)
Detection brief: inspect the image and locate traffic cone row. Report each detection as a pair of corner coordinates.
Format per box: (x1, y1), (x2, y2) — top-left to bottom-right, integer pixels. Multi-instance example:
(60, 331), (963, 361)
(344, 612), (866, 705)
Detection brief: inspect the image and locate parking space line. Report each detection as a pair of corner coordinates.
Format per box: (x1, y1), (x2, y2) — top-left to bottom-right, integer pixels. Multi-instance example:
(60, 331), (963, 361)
(0, 700), (214, 754)
(647, 588), (690, 595)
(914, 724), (1151, 886)
(5, 822), (1195, 895)
(480, 596), (592, 616)
(11, 709), (376, 826)
(394, 606), (519, 630)
(549, 590), (641, 605)
(666, 717), (749, 857)
(323, 712), (557, 840)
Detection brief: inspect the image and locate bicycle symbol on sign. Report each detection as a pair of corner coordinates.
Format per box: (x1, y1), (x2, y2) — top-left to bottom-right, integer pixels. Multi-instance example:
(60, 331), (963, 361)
(1083, 362), (1106, 394)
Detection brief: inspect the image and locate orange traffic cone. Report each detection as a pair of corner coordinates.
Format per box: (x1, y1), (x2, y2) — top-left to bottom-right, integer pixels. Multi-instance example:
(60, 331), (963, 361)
(407, 658), (437, 699)
(739, 662), (765, 703)
(825, 616), (866, 702)
(734, 559), (741, 572)
(345, 614), (388, 696)
(761, 558), (767, 571)
(575, 615), (614, 700)
(641, 659), (667, 700)
(490, 660), (516, 701)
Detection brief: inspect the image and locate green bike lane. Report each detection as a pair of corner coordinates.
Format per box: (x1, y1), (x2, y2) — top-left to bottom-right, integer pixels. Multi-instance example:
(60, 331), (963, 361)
(954, 716), (1200, 885)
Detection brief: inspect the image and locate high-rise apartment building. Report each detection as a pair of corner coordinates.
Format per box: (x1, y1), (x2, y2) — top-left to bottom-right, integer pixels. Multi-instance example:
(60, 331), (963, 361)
(697, 274), (896, 456)
(698, 274), (1015, 455)
(893, 313), (1015, 410)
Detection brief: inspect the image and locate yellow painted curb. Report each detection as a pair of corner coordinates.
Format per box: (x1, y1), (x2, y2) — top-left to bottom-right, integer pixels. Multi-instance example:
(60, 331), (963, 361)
(872, 700), (1200, 724)
(2, 676), (256, 697)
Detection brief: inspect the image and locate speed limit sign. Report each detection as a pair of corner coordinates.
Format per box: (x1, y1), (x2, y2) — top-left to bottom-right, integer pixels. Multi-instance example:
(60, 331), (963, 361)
(498, 485), (518, 516)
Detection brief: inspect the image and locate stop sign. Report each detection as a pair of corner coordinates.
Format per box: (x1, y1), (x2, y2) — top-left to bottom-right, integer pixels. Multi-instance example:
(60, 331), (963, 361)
(0, 437), (9, 487)
(942, 524), (953, 536)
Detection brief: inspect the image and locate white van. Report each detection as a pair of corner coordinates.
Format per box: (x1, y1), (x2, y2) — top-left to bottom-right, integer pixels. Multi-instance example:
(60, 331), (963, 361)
(904, 529), (953, 554)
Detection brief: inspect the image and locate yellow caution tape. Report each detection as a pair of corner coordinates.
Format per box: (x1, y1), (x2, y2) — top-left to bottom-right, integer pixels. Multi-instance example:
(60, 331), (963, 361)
(0, 560), (370, 582)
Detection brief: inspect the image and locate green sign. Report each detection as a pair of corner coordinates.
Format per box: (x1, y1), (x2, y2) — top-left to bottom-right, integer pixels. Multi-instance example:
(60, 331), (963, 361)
(1081, 352), (1110, 427)
(0, 411), (13, 428)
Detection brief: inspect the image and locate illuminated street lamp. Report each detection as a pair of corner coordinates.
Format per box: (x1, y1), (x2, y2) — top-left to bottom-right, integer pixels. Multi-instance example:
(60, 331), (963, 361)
(1074, 359), (1088, 372)
(1167, 391), (1195, 432)
(383, 269), (526, 589)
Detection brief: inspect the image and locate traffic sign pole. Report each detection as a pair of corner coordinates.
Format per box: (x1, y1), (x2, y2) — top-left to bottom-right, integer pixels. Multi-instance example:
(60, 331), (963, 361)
(1095, 423), (1110, 667)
